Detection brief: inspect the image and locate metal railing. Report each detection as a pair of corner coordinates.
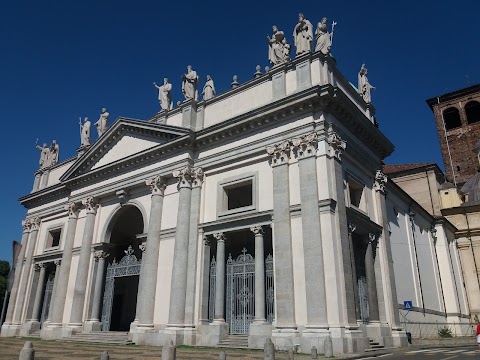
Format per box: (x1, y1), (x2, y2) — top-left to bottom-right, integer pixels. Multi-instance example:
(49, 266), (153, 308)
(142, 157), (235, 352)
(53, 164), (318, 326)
(400, 321), (475, 338)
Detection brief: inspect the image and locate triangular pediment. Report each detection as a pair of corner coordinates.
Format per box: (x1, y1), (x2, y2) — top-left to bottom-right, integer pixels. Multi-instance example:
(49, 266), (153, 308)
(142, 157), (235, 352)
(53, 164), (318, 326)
(60, 118), (190, 181)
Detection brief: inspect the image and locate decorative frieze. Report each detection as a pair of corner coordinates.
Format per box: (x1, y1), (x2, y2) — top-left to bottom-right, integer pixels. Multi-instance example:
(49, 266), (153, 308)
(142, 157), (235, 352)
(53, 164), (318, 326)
(145, 175), (167, 196)
(82, 197), (98, 214)
(327, 131), (347, 160)
(373, 170), (388, 193)
(65, 201), (80, 219)
(266, 141), (291, 166)
(292, 133), (318, 159)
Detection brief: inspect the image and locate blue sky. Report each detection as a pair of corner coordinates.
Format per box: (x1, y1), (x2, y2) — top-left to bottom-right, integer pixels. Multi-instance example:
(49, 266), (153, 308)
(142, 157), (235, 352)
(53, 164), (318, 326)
(0, 0), (478, 261)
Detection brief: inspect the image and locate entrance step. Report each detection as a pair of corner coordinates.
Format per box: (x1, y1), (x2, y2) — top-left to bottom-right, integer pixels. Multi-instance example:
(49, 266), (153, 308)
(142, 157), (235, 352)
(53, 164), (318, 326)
(218, 335), (249, 348)
(365, 339), (385, 351)
(66, 331), (132, 345)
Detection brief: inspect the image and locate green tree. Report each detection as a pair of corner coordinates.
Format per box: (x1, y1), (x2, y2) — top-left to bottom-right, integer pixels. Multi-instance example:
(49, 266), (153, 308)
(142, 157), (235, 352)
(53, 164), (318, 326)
(0, 260), (11, 310)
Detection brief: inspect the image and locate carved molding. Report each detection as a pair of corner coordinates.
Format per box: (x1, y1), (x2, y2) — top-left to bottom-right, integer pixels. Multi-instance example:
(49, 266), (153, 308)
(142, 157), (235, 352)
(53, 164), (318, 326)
(250, 225), (264, 236)
(266, 141), (291, 166)
(34, 263), (47, 271)
(292, 133), (318, 159)
(373, 170), (388, 193)
(191, 167), (204, 188)
(327, 131), (347, 160)
(173, 166), (193, 189)
(82, 197), (98, 214)
(213, 232), (226, 242)
(65, 201), (80, 219)
(145, 175), (167, 196)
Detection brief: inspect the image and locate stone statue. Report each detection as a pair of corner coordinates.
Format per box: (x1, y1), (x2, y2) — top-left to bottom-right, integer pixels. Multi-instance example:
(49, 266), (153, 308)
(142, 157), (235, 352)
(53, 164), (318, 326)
(94, 107), (109, 137)
(315, 17), (332, 55)
(47, 140), (59, 167)
(267, 25), (290, 66)
(358, 64), (376, 103)
(293, 13), (313, 56)
(202, 75), (216, 100)
(80, 117), (91, 147)
(35, 143), (49, 169)
(153, 78), (173, 111)
(182, 65), (199, 101)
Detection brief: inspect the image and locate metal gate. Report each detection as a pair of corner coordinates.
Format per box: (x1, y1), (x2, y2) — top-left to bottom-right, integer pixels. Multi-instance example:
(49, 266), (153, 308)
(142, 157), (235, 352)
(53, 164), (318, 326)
(358, 276), (369, 323)
(208, 249), (275, 333)
(40, 276), (54, 325)
(101, 245), (141, 331)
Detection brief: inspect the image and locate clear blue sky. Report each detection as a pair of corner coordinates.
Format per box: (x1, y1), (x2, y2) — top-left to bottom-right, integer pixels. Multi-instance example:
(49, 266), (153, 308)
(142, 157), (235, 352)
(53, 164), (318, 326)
(0, 0), (478, 262)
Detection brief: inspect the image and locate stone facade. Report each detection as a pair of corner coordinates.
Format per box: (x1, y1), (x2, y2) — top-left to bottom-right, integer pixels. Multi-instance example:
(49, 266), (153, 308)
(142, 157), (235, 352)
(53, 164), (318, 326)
(2, 48), (469, 354)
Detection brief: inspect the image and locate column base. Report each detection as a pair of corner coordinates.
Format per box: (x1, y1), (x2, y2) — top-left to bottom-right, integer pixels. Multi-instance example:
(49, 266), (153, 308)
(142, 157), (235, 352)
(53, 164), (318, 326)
(364, 321), (392, 347)
(130, 324), (157, 345)
(40, 324), (76, 340)
(83, 320), (102, 332)
(197, 321), (229, 346)
(300, 328), (330, 354)
(248, 322), (272, 349)
(19, 321), (41, 336)
(390, 328), (408, 348)
(0, 323), (21, 337)
(271, 327), (300, 351)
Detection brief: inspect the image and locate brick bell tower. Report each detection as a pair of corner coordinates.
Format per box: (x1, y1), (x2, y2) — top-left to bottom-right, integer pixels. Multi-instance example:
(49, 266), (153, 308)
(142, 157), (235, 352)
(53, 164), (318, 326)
(427, 84), (480, 185)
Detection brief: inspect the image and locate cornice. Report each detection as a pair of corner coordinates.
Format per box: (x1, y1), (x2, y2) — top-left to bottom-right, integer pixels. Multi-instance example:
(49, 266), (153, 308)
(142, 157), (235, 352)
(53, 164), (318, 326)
(19, 183), (69, 209)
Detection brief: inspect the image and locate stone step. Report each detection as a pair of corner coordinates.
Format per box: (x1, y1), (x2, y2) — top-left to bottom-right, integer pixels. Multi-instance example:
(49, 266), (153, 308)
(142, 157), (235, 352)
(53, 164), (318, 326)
(66, 331), (132, 345)
(218, 335), (249, 348)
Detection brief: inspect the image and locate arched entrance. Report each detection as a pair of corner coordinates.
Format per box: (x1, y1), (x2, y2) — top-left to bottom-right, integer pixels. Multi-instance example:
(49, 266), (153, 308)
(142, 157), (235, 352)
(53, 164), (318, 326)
(100, 205), (145, 331)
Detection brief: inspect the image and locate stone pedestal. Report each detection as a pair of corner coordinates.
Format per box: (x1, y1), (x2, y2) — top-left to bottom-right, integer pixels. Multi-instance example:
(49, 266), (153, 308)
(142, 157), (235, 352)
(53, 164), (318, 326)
(271, 328), (300, 351)
(83, 321), (102, 332)
(248, 323), (272, 349)
(19, 321), (41, 336)
(391, 329), (408, 348)
(1, 324), (21, 337)
(300, 329), (330, 354)
(197, 322), (229, 346)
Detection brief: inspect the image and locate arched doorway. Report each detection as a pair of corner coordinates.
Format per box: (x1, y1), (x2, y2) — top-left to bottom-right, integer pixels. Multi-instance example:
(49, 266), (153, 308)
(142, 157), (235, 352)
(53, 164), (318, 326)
(100, 205), (145, 331)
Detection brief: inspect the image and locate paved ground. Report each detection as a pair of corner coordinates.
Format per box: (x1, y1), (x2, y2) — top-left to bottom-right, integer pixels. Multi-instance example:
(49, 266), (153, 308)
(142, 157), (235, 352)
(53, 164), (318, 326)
(0, 337), (351, 360)
(358, 346), (479, 360)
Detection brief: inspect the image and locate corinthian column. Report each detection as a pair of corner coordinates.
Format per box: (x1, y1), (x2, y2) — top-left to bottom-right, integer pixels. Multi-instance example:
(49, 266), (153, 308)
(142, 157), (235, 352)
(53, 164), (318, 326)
(50, 202), (80, 326)
(167, 166), (193, 327)
(69, 197), (98, 327)
(266, 141), (296, 329)
(251, 226), (266, 323)
(136, 175), (166, 328)
(90, 251), (109, 322)
(292, 133), (328, 329)
(184, 168), (204, 327)
(30, 263), (48, 322)
(3, 219), (31, 326)
(13, 217), (40, 325)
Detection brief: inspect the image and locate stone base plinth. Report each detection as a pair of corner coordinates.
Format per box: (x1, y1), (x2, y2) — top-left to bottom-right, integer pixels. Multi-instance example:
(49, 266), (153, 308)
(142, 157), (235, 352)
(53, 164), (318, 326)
(339, 328), (369, 354)
(83, 321), (102, 332)
(299, 328), (330, 354)
(248, 322), (273, 348)
(197, 322), (229, 346)
(40, 324), (77, 340)
(391, 329), (408, 348)
(0, 324), (21, 337)
(19, 321), (41, 336)
(271, 327), (300, 351)
(130, 325), (156, 345)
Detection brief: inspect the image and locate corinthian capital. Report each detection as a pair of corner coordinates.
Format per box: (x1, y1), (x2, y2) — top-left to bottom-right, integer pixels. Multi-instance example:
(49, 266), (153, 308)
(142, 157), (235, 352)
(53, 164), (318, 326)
(373, 170), (388, 193)
(327, 132), (347, 160)
(22, 219), (31, 233)
(94, 250), (109, 261)
(65, 201), (80, 219)
(29, 217), (41, 231)
(173, 166), (193, 189)
(266, 141), (291, 166)
(146, 175), (167, 196)
(292, 133), (318, 159)
(82, 197), (98, 214)
(191, 167), (204, 188)
(34, 262), (47, 271)
(213, 232), (225, 242)
(250, 225), (264, 236)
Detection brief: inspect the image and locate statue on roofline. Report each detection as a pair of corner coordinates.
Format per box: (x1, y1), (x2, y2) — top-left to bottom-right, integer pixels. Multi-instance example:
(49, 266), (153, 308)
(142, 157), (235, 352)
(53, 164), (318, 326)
(153, 78), (173, 111)
(293, 13), (313, 56)
(267, 25), (290, 66)
(358, 64), (376, 103)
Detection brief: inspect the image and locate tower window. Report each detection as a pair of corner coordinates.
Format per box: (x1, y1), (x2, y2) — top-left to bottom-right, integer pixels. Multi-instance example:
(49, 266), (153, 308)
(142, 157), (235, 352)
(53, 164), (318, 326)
(465, 101), (480, 124)
(443, 107), (462, 130)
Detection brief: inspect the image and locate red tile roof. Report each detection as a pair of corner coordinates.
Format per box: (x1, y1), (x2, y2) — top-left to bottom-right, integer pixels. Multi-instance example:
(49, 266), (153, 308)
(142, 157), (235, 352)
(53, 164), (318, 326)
(383, 163), (435, 175)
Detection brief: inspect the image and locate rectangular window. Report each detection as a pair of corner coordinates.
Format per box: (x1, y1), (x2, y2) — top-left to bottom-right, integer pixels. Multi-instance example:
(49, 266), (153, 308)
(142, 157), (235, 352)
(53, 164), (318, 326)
(348, 176), (367, 212)
(218, 173), (257, 217)
(45, 227), (62, 249)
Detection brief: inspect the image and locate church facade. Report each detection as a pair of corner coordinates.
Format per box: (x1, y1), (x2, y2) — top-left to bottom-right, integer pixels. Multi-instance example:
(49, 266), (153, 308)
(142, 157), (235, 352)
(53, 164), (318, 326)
(1, 22), (471, 353)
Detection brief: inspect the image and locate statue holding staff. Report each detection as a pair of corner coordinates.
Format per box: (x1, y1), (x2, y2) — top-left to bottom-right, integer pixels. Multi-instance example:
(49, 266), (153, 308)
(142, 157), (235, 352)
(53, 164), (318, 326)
(315, 17), (332, 55)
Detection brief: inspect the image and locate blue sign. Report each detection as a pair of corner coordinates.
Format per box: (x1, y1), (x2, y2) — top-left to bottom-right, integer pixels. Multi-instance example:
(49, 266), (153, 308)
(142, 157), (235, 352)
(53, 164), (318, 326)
(404, 301), (413, 310)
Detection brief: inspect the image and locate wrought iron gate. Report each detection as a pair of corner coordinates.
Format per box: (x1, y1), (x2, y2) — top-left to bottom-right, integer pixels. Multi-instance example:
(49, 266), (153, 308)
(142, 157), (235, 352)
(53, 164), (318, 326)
(101, 245), (141, 331)
(358, 276), (369, 323)
(40, 277), (54, 325)
(208, 249), (275, 334)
